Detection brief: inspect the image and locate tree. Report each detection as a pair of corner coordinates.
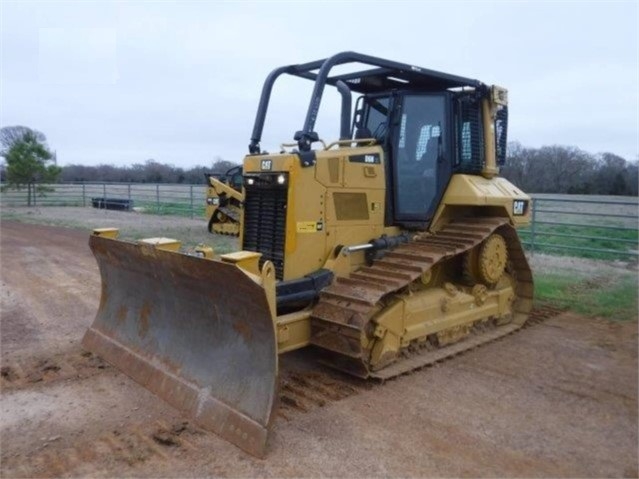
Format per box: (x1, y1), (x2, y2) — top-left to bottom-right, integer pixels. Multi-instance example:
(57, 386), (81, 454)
(0, 125), (46, 149)
(501, 143), (637, 196)
(1, 126), (61, 205)
(211, 157), (237, 174)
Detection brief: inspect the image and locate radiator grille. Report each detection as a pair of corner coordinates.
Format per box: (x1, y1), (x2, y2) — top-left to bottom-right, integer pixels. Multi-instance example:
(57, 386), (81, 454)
(242, 175), (287, 280)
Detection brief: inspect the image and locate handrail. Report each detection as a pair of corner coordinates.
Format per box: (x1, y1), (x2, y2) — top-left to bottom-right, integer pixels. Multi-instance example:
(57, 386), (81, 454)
(279, 139), (328, 152)
(324, 138), (377, 150)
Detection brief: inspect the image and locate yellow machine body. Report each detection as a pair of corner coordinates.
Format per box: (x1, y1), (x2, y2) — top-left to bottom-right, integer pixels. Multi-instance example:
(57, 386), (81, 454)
(82, 52), (534, 458)
(240, 145), (529, 282)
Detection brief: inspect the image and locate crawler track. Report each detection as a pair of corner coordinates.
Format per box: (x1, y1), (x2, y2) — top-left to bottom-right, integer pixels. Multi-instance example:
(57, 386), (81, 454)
(277, 305), (564, 418)
(311, 217), (534, 378)
(211, 207), (240, 236)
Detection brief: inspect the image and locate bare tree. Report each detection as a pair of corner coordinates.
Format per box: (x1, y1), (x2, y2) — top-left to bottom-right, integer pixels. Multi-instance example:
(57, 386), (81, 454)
(502, 143), (636, 196)
(0, 126), (47, 155)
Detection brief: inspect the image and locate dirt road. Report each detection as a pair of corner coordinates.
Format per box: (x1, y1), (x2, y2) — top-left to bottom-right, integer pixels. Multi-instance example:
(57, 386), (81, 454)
(1, 221), (637, 477)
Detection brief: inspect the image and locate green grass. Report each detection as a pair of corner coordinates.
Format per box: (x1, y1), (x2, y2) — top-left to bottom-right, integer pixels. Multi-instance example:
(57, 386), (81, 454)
(520, 224), (638, 260)
(137, 201), (205, 218)
(535, 272), (638, 321)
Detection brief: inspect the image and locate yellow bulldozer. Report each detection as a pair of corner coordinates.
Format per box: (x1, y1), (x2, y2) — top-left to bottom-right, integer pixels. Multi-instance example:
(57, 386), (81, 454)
(205, 166), (243, 236)
(83, 52), (533, 458)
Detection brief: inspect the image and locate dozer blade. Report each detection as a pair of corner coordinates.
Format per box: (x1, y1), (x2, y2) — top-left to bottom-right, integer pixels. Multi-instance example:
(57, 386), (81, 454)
(82, 235), (278, 457)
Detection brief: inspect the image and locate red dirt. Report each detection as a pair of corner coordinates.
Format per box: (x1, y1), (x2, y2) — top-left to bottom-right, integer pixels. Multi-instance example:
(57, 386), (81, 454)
(1, 220), (637, 478)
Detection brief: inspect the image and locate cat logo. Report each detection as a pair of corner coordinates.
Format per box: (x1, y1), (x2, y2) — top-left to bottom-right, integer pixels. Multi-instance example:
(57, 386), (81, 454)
(261, 159), (272, 171)
(364, 155), (376, 164)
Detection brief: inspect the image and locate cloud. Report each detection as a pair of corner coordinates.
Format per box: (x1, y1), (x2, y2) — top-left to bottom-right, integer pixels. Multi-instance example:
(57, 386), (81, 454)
(1, 1), (637, 166)
(38, 27), (118, 85)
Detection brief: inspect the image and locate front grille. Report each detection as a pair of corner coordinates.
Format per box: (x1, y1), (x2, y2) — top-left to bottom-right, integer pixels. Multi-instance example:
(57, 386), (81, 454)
(242, 174), (288, 280)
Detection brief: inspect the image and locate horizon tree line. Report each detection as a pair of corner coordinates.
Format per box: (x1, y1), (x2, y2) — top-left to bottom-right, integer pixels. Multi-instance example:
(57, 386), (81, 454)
(1, 125), (637, 196)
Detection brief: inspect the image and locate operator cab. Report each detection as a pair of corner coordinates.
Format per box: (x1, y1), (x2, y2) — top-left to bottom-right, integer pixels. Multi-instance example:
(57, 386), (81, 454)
(355, 92), (453, 229)
(248, 51), (508, 231)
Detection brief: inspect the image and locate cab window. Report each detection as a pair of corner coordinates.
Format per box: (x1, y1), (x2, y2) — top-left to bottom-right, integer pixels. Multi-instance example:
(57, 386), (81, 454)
(394, 94), (447, 219)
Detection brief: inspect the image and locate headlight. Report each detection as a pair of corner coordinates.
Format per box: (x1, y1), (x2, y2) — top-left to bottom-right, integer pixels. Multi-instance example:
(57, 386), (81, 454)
(247, 178), (255, 185)
(277, 174), (286, 185)
(206, 197), (220, 206)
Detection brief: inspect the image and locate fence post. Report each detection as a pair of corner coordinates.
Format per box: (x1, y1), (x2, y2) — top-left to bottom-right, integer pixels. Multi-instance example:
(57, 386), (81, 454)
(156, 184), (160, 212)
(82, 183), (86, 207)
(190, 185), (194, 219)
(103, 183), (107, 212)
(128, 183), (131, 206)
(530, 197), (537, 254)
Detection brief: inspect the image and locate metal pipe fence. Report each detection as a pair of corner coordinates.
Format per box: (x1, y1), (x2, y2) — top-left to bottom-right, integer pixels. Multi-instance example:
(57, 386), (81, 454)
(519, 196), (638, 260)
(0, 182), (208, 219)
(1, 183), (637, 260)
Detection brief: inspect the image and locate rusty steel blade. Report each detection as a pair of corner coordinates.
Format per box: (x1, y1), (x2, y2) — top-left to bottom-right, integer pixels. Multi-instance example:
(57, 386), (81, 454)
(82, 235), (278, 457)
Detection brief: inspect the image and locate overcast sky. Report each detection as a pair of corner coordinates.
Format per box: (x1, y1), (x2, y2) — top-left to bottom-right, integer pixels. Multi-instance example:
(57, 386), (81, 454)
(1, 1), (637, 168)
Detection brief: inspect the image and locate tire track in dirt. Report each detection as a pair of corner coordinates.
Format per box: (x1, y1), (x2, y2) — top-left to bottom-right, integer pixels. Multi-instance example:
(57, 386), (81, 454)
(1, 420), (203, 478)
(1, 349), (110, 392)
(278, 369), (370, 419)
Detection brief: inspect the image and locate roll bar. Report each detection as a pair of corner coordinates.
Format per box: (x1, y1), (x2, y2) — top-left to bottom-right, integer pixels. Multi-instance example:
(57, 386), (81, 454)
(248, 51), (483, 154)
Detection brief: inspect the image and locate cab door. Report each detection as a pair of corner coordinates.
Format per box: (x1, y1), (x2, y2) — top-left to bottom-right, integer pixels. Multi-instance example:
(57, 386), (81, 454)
(392, 93), (452, 228)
